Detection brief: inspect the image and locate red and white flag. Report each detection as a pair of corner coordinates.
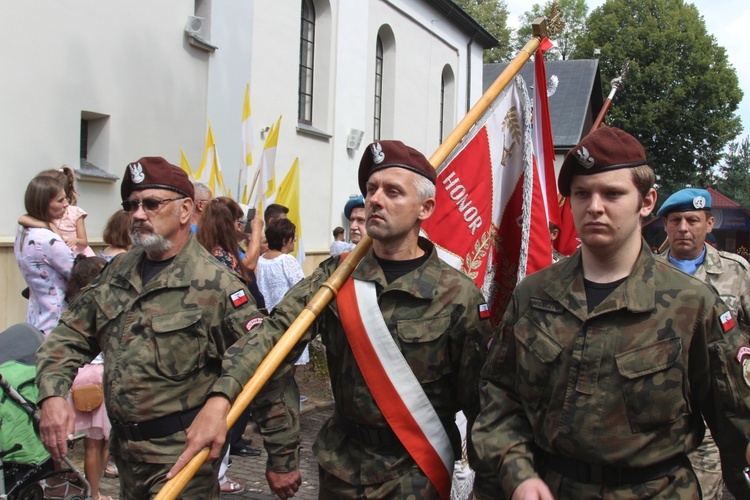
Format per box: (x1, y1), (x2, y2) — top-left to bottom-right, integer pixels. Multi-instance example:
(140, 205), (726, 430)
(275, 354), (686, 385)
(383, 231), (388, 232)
(556, 196), (581, 256)
(532, 38), (562, 268)
(422, 75), (551, 324)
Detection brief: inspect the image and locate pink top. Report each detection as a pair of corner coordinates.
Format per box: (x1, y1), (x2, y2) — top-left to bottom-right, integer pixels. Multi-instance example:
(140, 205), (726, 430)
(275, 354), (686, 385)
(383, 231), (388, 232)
(55, 205), (95, 257)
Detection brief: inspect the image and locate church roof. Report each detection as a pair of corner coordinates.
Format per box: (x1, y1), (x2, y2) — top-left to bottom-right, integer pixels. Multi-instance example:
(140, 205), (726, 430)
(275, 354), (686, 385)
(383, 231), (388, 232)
(484, 59), (603, 149)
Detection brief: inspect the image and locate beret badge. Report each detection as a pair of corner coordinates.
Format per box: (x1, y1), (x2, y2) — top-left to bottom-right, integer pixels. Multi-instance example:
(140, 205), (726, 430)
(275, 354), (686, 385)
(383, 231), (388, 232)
(129, 163), (145, 183)
(693, 196), (706, 209)
(574, 146), (595, 169)
(371, 143), (385, 164)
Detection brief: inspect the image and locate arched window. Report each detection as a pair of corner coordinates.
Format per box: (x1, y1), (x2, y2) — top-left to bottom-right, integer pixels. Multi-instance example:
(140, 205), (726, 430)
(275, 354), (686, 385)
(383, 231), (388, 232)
(440, 65), (455, 143)
(373, 36), (383, 141)
(298, 0), (315, 125)
(440, 74), (446, 143)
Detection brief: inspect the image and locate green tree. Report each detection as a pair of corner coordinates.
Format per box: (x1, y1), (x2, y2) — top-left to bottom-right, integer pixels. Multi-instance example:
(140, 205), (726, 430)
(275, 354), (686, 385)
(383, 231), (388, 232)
(716, 136), (750, 209)
(573, 0), (743, 194)
(516, 0), (589, 60)
(454, 0), (514, 62)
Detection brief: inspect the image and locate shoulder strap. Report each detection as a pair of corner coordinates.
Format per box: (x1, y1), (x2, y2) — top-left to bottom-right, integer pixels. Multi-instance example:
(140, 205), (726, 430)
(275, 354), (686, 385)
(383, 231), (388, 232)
(338, 277), (453, 499)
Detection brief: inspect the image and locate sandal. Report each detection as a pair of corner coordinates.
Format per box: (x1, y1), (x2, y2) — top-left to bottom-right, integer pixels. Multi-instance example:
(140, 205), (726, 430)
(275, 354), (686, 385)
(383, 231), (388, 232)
(104, 460), (118, 478)
(220, 479), (245, 495)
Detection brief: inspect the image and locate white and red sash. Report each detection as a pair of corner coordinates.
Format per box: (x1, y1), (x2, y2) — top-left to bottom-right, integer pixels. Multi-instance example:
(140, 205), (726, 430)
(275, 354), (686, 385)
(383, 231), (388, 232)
(337, 276), (454, 499)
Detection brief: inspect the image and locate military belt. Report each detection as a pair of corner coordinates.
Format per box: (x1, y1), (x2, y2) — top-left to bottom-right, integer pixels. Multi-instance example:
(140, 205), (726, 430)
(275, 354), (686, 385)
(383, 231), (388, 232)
(111, 406), (202, 442)
(538, 448), (687, 487)
(333, 408), (400, 447)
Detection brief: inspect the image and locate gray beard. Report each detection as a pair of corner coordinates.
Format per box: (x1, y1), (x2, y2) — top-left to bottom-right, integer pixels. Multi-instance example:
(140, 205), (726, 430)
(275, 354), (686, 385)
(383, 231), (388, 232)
(130, 230), (173, 255)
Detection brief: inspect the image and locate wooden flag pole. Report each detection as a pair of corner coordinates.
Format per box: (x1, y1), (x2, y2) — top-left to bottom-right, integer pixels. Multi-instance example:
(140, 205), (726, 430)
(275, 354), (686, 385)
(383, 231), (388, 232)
(247, 167), (261, 204)
(591, 59), (630, 130)
(155, 18), (548, 500)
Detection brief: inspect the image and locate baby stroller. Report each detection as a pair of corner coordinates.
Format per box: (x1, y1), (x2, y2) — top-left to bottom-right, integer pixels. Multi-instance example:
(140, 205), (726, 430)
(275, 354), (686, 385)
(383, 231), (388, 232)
(0, 323), (91, 500)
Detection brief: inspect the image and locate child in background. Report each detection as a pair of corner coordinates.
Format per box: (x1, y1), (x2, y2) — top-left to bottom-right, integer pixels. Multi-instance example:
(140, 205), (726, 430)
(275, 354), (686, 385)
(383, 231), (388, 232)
(19, 166), (95, 257)
(65, 255), (113, 500)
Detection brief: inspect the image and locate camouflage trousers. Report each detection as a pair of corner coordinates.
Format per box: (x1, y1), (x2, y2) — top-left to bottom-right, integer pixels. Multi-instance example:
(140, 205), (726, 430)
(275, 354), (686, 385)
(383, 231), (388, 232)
(689, 426), (724, 499)
(319, 465), (439, 499)
(113, 454), (220, 499)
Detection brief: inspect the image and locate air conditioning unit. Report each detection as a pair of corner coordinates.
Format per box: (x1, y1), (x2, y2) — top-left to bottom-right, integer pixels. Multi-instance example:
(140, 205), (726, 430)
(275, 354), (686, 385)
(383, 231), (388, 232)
(184, 16), (217, 52)
(347, 129), (365, 151)
(185, 16), (205, 36)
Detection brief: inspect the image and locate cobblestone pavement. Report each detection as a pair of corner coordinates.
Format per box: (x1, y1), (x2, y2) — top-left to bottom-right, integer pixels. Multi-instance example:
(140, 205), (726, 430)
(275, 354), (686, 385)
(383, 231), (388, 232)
(85, 398), (334, 500)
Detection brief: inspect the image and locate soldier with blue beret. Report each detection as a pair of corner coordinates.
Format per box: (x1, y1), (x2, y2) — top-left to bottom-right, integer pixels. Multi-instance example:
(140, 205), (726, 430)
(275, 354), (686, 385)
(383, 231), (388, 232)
(36, 157), (268, 499)
(657, 187), (713, 217)
(344, 194), (366, 246)
(344, 194), (364, 221)
(658, 187), (750, 498)
(472, 127), (750, 499)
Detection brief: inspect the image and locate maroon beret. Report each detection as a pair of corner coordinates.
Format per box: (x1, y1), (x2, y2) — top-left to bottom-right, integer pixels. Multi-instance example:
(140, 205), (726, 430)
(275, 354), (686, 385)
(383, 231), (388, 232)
(120, 157), (195, 201)
(358, 140), (436, 195)
(558, 127), (648, 196)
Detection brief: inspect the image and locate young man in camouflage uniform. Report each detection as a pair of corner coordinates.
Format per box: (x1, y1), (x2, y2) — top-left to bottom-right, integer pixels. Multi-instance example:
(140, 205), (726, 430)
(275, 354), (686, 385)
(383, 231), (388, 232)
(471, 127), (750, 499)
(36, 158), (270, 499)
(658, 187), (750, 499)
(170, 140), (493, 499)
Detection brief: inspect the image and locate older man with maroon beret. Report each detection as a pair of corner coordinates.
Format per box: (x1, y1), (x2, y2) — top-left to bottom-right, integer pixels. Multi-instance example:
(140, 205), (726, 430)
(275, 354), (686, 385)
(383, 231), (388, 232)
(170, 140), (493, 499)
(37, 157), (266, 499)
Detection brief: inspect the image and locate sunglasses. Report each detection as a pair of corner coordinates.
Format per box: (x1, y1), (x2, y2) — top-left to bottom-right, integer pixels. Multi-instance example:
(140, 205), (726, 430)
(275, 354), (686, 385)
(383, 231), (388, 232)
(121, 197), (185, 213)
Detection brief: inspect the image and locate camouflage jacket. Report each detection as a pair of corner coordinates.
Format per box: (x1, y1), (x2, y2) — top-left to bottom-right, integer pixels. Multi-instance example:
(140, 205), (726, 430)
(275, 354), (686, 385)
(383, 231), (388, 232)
(661, 243), (750, 322)
(212, 237), (493, 484)
(36, 235), (267, 463)
(472, 241), (750, 498)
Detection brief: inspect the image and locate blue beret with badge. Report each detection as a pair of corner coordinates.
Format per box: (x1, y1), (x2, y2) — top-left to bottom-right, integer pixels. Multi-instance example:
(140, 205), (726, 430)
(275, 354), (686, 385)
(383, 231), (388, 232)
(656, 188), (712, 217)
(344, 195), (365, 220)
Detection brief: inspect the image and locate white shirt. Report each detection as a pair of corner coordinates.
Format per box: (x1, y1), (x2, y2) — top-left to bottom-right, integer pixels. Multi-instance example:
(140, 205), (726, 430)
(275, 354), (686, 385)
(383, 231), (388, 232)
(256, 253), (305, 310)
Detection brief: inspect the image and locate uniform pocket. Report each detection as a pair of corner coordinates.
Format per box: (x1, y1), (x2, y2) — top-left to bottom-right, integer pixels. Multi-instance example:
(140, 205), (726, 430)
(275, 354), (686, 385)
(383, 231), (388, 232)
(94, 289), (125, 321)
(152, 309), (205, 380)
(396, 313), (452, 383)
(615, 337), (687, 432)
(514, 316), (563, 409)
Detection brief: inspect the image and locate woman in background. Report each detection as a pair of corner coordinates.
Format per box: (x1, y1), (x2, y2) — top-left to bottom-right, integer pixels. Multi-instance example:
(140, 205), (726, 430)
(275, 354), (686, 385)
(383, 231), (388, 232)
(99, 209), (132, 262)
(14, 173), (75, 335)
(211, 196), (265, 309)
(256, 219), (308, 371)
(256, 218), (304, 310)
(18, 166), (95, 256)
(196, 198), (255, 495)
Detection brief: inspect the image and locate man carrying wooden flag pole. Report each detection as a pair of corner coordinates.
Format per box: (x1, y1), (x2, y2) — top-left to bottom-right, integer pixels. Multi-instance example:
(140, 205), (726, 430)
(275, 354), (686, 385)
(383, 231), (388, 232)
(167, 140), (493, 499)
(156, 18), (551, 500)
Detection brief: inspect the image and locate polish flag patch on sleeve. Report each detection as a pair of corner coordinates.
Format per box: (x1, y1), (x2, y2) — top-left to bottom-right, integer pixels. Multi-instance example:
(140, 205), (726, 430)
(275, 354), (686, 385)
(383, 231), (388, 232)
(478, 303), (491, 320)
(230, 289), (248, 308)
(720, 311), (735, 332)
